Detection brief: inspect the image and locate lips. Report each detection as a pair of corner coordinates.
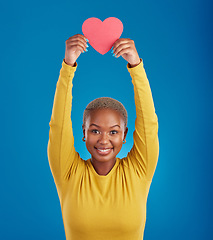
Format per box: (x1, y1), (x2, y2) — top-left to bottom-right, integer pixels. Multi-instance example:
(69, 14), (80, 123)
(94, 147), (113, 155)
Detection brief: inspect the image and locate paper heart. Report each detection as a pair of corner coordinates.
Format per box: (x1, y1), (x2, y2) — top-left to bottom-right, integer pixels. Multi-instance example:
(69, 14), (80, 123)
(82, 17), (123, 55)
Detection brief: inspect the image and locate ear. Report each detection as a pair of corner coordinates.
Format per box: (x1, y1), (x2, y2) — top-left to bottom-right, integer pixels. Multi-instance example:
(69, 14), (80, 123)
(124, 127), (128, 140)
(82, 124), (85, 138)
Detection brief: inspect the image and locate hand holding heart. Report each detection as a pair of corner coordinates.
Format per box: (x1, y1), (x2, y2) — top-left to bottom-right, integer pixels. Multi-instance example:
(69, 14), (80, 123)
(64, 34), (141, 67)
(112, 38), (141, 67)
(64, 34), (88, 66)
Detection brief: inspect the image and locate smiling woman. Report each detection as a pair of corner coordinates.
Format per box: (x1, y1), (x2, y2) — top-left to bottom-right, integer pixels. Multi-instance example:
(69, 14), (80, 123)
(83, 107), (128, 176)
(47, 34), (159, 240)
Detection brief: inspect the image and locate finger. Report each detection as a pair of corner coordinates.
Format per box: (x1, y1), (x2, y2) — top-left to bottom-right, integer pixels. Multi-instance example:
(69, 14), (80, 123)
(113, 42), (132, 56)
(67, 44), (86, 54)
(112, 38), (132, 51)
(115, 46), (132, 58)
(67, 35), (88, 50)
(67, 37), (87, 49)
(70, 34), (87, 42)
(67, 39), (87, 52)
(68, 40), (87, 50)
(75, 34), (88, 44)
(75, 45), (86, 53)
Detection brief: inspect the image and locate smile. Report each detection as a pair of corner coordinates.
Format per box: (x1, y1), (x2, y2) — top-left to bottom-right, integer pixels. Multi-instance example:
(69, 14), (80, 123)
(94, 147), (113, 155)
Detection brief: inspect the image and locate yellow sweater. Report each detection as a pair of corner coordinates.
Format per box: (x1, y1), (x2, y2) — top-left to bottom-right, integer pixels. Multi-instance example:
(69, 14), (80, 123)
(47, 59), (159, 240)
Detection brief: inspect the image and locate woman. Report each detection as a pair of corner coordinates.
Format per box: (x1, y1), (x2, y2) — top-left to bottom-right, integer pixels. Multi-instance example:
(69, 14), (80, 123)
(47, 34), (159, 240)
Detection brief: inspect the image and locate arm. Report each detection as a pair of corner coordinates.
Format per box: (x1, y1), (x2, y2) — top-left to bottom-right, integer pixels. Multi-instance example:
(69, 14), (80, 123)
(127, 60), (159, 181)
(47, 60), (79, 188)
(47, 34), (88, 192)
(112, 39), (159, 181)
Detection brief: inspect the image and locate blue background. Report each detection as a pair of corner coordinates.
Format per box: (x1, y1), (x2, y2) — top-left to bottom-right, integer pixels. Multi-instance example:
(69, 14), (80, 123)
(1, 0), (213, 239)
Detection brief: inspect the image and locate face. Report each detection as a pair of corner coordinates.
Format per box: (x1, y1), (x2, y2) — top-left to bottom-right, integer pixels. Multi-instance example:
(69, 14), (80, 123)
(83, 108), (128, 164)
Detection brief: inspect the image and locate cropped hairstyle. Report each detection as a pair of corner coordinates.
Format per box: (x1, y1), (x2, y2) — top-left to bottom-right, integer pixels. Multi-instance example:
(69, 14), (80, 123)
(82, 97), (128, 128)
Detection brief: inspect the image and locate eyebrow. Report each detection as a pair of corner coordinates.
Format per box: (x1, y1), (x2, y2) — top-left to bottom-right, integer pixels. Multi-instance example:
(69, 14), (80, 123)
(89, 123), (120, 128)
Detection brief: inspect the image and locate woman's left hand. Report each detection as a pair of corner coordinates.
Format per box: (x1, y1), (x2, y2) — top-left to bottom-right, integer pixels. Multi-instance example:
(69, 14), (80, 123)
(112, 38), (141, 67)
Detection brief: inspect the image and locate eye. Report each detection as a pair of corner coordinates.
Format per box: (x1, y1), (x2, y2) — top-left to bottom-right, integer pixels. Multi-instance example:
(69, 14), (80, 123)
(91, 129), (100, 134)
(110, 130), (118, 135)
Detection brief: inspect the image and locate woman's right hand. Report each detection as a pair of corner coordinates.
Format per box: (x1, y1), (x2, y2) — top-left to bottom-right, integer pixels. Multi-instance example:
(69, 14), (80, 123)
(64, 34), (88, 66)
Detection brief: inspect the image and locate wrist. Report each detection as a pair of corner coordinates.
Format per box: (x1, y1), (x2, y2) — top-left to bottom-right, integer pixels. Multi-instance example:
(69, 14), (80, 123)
(128, 58), (141, 68)
(64, 59), (76, 67)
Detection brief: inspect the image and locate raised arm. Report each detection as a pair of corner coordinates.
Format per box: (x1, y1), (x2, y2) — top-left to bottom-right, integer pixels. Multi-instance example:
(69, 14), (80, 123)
(127, 60), (159, 181)
(112, 39), (159, 181)
(47, 34), (89, 192)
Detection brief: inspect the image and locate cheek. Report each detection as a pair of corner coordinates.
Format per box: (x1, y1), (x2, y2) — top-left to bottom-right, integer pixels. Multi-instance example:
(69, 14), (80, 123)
(85, 133), (98, 146)
(85, 137), (95, 153)
(112, 135), (123, 146)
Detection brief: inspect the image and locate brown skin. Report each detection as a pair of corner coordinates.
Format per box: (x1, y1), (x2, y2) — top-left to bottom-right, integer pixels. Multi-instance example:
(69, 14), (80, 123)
(64, 34), (141, 67)
(111, 38), (141, 67)
(64, 34), (141, 175)
(82, 109), (128, 176)
(64, 34), (88, 66)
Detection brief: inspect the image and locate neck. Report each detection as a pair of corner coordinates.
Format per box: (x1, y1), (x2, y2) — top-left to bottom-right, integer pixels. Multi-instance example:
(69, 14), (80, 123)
(90, 158), (117, 176)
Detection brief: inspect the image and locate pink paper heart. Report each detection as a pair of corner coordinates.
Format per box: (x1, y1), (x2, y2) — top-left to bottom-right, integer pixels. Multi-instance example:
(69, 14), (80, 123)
(82, 17), (123, 55)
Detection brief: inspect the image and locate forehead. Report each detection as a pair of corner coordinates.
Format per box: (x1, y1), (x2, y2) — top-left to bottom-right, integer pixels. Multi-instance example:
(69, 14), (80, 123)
(86, 108), (124, 126)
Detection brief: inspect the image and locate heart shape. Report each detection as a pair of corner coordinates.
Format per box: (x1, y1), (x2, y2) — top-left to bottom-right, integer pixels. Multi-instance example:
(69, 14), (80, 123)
(82, 17), (123, 55)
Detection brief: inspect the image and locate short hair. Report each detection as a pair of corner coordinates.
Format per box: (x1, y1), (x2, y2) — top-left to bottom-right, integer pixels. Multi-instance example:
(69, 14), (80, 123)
(83, 97), (128, 128)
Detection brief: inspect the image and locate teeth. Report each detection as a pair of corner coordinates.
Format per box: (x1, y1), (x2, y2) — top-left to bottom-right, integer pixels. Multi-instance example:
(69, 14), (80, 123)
(97, 149), (111, 152)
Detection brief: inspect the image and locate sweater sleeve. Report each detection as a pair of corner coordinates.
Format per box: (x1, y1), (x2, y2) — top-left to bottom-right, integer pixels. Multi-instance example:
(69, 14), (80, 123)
(125, 59), (159, 181)
(47, 60), (83, 193)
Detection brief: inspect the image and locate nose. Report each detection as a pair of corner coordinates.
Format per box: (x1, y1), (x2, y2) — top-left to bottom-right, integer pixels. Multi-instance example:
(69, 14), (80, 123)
(98, 132), (109, 144)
